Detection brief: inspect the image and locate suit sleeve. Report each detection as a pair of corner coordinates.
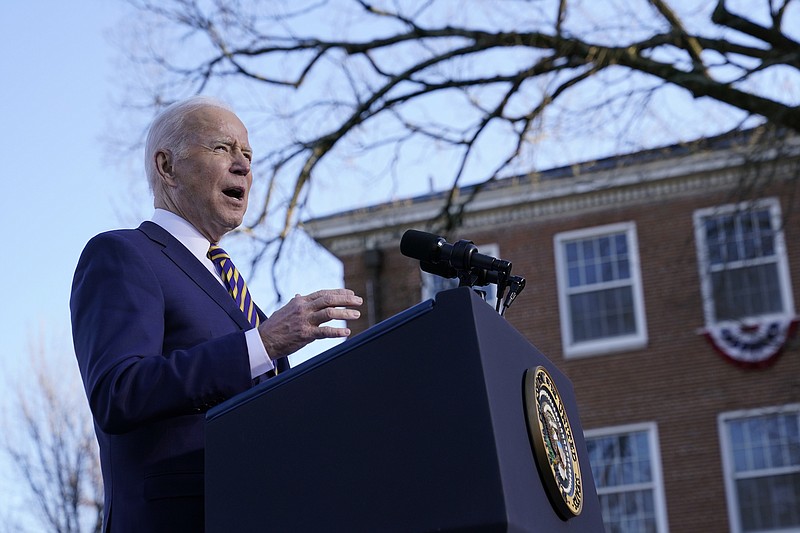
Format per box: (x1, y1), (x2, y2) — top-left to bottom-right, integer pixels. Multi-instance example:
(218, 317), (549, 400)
(70, 232), (253, 435)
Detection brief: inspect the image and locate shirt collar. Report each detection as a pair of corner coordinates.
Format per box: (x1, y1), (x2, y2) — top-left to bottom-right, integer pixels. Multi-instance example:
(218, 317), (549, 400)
(151, 208), (213, 264)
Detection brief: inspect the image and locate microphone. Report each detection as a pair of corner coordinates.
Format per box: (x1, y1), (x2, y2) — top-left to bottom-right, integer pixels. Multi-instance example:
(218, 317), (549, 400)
(402, 229), (526, 316)
(400, 230), (511, 274)
(420, 260), (500, 286)
(419, 260), (457, 279)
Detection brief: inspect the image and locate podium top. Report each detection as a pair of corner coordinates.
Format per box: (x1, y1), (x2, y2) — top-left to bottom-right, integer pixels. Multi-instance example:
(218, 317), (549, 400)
(207, 295), (436, 422)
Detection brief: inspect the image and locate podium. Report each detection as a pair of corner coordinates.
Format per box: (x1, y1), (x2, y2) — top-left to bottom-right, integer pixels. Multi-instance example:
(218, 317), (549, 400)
(206, 288), (603, 531)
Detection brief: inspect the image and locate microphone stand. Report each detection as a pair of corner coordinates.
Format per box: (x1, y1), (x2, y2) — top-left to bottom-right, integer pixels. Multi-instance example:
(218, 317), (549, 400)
(500, 275), (526, 316)
(421, 261), (525, 317)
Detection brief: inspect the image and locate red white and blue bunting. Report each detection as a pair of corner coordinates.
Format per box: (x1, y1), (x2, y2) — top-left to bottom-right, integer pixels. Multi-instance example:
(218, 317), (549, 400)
(703, 316), (798, 368)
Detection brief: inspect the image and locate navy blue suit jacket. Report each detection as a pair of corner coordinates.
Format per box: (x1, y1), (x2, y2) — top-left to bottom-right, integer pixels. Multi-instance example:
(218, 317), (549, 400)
(71, 221), (278, 532)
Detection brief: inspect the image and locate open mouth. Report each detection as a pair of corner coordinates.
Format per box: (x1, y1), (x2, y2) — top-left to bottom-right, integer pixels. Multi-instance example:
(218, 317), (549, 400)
(222, 186), (245, 201)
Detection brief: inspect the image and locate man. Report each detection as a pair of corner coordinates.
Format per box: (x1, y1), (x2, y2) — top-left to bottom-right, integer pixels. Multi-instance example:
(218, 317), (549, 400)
(71, 96), (362, 532)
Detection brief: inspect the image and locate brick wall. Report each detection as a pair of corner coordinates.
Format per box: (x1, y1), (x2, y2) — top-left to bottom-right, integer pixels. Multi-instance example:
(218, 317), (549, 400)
(330, 173), (800, 531)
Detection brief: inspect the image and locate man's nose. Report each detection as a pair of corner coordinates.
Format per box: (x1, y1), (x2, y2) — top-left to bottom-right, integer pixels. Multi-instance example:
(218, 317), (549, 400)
(231, 151), (250, 175)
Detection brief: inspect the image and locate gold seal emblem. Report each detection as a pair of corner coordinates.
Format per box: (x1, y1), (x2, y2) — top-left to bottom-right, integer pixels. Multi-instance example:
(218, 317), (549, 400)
(523, 366), (583, 519)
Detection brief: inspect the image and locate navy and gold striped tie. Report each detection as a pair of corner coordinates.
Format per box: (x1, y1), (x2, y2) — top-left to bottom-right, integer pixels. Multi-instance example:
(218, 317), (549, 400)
(208, 245), (260, 328)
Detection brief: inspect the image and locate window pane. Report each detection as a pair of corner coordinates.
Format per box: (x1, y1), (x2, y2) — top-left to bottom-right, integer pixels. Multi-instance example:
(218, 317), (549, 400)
(615, 234), (628, 255)
(570, 287), (636, 342)
(588, 435), (620, 487)
(727, 411), (800, 532)
(566, 242), (578, 262)
(788, 416), (800, 465)
(737, 473), (800, 531)
(711, 263), (782, 321)
(600, 490), (658, 533)
(585, 261), (598, 285)
(758, 210), (775, 256)
(568, 266), (581, 288)
(700, 205), (785, 323)
(602, 258), (615, 282)
(560, 227), (643, 352)
(588, 431), (652, 489)
(565, 231), (631, 288)
(588, 429), (660, 533)
(599, 236), (611, 257)
(618, 257), (630, 279)
(705, 218), (722, 265)
(582, 239), (596, 261)
(742, 213), (757, 259)
(718, 214), (736, 259)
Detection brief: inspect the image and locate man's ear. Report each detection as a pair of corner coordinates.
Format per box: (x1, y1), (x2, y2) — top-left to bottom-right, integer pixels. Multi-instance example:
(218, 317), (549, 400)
(155, 150), (176, 185)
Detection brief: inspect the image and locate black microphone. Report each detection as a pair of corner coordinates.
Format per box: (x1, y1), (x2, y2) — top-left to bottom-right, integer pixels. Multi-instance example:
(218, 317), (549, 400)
(420, 260), (500, 286)
(400, 229), (511, 274)
(403, 229), (526, 315)
(419, 260), (457, 279)
(400, 230), (448, 263)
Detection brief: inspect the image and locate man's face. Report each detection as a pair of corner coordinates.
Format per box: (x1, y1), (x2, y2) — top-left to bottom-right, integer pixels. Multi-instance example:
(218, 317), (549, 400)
(161, 106), (253, 243)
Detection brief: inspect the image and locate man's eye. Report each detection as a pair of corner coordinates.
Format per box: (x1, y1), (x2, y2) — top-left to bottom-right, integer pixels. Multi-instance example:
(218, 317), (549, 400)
(243, 153), (252, 161)
(214, 145), (229, 152)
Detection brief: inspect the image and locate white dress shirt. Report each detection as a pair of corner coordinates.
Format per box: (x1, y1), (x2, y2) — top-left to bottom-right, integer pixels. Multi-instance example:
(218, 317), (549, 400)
(151, 209), (274, 378)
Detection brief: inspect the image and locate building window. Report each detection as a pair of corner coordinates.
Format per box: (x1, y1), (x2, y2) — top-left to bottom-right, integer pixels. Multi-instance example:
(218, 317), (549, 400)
(420, 243), (498, 308)
(719, 405), (800, 532)
(694, 198), (794, 325)
(585, 423), (669, 533)
(554, 222), (647, 357)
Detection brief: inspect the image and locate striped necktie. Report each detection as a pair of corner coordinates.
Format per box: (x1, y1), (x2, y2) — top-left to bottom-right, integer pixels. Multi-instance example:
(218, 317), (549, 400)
(208, 245), (260, 328)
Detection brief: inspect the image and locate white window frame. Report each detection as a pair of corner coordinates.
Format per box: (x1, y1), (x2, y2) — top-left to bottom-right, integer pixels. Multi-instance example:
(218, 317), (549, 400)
(554, 222), (648, 358)
(718, 404), (800, 533)
(693, 197), (795, 326)
(420, 243), (499, 309)
(584, 422), (669, 533)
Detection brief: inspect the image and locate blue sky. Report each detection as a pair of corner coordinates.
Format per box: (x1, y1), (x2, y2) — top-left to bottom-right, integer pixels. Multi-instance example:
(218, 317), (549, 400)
(0, 2), (125, 370)
(0, 0), (129, 522)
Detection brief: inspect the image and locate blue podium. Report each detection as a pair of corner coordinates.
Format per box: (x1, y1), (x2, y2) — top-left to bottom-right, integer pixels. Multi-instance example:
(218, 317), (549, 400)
(206, 288), (603, 532)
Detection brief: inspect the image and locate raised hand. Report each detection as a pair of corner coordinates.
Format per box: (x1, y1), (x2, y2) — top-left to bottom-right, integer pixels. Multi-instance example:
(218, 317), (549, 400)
(257, 289), (363, 359)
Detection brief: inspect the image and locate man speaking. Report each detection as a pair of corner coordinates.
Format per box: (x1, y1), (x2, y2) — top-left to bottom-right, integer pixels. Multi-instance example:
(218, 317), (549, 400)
(71, 96), (362, 532)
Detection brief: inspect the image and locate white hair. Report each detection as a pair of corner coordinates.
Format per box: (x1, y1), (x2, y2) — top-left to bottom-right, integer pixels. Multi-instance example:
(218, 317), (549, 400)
(144, 95), (234, 194)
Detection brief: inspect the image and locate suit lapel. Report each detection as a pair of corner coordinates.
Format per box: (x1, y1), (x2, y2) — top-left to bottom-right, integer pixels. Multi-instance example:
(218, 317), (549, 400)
(138, 221), (253, 331)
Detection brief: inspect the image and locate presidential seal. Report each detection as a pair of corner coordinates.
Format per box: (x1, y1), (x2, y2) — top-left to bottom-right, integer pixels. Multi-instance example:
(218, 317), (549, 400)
(523, 366), (583, 519)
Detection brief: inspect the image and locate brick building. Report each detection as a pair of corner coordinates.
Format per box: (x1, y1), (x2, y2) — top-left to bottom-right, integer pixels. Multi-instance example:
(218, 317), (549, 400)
(305, 129), (800, 533)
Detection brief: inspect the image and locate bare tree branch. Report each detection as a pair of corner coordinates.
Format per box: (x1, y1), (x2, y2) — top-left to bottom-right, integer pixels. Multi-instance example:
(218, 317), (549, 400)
(113, 0), (800, 302)
(1, 333), (102, 533)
